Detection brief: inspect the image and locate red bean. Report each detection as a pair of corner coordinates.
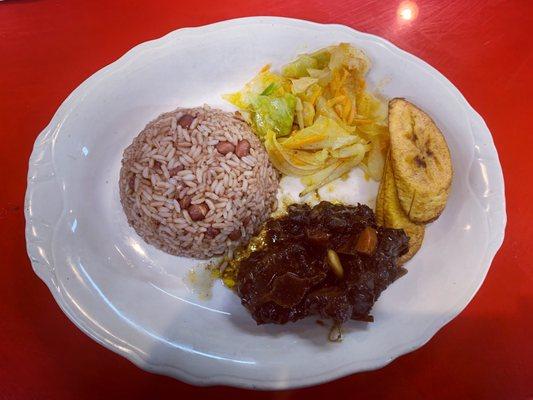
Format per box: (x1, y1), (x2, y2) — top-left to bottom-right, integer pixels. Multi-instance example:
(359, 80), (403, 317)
(177, 114), (194, 129)
(229, 229), (241, 241)
(188, 203), (208, 221)
(205, 227), (220, 238)
(168, 165), (183, 176)
(179, 195), (192, 209)
(235, 139), (250, 158)
(216, 141), (235, 155)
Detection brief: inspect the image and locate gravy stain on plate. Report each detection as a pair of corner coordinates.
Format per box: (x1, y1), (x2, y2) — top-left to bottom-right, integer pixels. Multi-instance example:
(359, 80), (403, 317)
(277, 167), (378, 210)
(184, 264), (220, 300)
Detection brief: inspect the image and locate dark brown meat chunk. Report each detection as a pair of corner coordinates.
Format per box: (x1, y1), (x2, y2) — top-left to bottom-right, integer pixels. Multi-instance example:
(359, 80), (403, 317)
(235, 201), (409, 325)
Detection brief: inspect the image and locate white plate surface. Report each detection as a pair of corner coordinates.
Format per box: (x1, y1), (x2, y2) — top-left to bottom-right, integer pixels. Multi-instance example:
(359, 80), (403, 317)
(25, 17), (506, 389)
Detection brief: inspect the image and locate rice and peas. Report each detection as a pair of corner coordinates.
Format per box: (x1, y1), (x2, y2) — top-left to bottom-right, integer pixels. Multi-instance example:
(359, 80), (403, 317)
(119, 106), (279, 259)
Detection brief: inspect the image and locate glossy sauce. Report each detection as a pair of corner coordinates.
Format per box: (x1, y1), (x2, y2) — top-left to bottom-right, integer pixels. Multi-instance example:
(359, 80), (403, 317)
(232, 201), (409, 325)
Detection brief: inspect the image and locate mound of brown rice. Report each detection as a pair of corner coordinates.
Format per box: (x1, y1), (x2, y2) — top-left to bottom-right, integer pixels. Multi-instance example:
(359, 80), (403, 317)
(119, 106), (279, 259)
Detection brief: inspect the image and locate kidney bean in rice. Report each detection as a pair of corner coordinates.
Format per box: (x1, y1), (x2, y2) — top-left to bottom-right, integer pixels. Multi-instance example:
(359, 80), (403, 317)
(119, 105), (279, 259)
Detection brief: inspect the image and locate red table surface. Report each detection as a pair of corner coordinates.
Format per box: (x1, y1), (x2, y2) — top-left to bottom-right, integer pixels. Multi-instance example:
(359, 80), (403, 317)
(1, 0), (532, 398)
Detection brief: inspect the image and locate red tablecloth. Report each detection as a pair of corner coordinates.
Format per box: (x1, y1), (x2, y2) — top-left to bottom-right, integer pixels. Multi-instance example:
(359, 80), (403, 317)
(1, 0), (531, 398)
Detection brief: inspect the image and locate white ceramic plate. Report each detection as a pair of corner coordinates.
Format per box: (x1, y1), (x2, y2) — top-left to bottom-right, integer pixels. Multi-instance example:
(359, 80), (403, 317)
(25, 17), (506, 389)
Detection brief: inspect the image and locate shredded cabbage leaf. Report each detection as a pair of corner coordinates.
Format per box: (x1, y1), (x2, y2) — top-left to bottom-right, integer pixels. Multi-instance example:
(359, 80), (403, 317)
(251, 94), (296, 137)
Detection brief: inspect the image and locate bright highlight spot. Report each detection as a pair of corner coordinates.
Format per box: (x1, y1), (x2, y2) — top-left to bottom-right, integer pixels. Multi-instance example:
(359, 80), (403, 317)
(71, 218), (78, 233)
(398, 1), (419, 21)
(400, 7), (412, 20)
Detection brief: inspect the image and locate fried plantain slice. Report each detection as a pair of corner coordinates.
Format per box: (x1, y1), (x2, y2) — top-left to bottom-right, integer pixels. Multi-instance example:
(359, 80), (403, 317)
(388, 98), (453, 223)
(377, 154), (425, 265)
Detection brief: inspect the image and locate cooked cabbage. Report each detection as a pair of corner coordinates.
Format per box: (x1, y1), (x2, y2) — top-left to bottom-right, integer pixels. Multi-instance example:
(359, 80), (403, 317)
(224, 43), (389, 195)
(251, 94), (296, 137)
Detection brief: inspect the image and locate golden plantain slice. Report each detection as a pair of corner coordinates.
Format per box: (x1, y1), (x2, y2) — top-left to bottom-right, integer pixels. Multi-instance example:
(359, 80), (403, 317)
(388, 98), (453, 223)
(377, 155), (425, 265)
